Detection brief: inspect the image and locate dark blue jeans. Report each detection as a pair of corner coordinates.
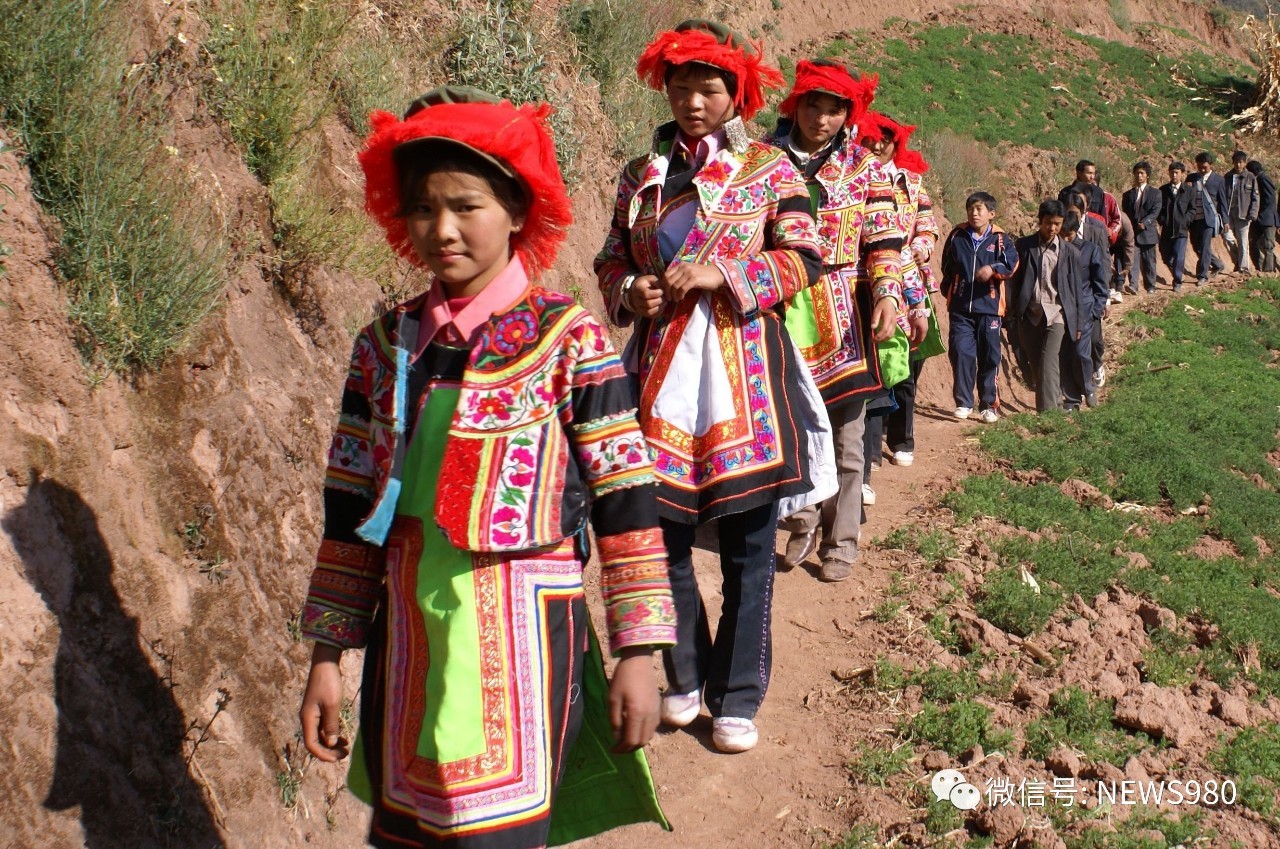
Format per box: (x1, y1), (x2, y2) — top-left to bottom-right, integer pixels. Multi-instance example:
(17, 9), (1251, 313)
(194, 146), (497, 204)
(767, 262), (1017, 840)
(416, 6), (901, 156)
(661, 501), (779, 721)
(948, 310), (1002, 410)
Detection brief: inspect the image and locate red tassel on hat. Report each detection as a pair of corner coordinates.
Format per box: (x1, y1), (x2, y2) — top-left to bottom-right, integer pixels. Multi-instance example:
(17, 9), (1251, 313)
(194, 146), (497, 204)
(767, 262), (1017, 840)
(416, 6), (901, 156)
(636, 21), (784, 122)
(859, 110), (930, 174)
(358, 100), (572, 278)
(777, 59), (877, 128)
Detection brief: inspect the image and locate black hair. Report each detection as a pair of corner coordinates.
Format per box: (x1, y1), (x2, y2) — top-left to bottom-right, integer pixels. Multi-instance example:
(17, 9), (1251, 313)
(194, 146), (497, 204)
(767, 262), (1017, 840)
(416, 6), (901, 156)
(1169, 160), (1186, 173)
(1195, 151), (1214, 165)
(965, 191), (997, 212)
(396, 143), (529, 222)
(1063, 211), (1081, 234)
(1038, 199), (1065, 219)
(1132, 161), (1152, 176)
(1075, 159), (1095, 172)
(1065, 193), (1087, 214)
(664, 62), (739, 102)
(1233, 149), (1249, 164)
(1247, 160), (1264, 176)
(801, 89), (852, 116)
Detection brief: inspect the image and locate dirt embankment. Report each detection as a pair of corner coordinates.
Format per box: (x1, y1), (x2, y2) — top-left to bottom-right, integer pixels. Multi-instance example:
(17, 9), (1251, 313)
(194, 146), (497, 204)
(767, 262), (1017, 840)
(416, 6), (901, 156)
(0, 0), (1254, 847)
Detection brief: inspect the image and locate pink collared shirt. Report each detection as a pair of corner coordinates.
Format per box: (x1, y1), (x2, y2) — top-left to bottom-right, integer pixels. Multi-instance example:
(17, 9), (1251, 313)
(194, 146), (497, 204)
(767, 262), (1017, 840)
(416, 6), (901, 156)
(416, 254), (530, 355)
(674, 127), (725, 170)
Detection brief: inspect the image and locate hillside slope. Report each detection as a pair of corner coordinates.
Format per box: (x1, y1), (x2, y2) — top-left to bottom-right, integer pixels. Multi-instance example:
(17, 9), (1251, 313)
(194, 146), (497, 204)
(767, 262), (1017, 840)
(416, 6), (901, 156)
(0, 0), (1256, 846)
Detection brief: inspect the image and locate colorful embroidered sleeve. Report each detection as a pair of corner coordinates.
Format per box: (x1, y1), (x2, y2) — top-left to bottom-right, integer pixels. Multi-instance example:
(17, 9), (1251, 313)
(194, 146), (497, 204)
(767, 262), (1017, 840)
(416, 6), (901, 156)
(861, 160), (906, 306)
(594, 162), (645, 327)
(301, 333), (389, 649)
(563, 310), (676, 654)
(717, 154), (822, 314)
(911, 182), (940, 262)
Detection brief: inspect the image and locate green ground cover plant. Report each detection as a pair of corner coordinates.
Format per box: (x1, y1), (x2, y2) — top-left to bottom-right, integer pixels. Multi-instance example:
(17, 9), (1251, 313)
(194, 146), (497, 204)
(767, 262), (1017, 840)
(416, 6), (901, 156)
(1209, 724), (1280, 818)
(1023, 686), (1152, 765)
(945, 280), (1280, 693)
(0, 0), (228, 372)
(826, 23), (1251, 153)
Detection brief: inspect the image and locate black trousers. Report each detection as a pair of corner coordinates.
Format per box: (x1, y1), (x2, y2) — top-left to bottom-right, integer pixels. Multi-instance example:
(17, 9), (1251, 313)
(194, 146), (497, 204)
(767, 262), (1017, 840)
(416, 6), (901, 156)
(661, 501), (779, 720)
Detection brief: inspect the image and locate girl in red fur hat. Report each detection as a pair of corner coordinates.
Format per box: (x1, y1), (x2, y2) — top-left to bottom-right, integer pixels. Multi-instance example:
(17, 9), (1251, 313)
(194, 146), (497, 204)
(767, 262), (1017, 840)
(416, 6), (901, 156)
(857, 111), (941, 489)
(762, 58), (906, 584)
(596, 20), (825, 754)
(299, 87), (676, 848)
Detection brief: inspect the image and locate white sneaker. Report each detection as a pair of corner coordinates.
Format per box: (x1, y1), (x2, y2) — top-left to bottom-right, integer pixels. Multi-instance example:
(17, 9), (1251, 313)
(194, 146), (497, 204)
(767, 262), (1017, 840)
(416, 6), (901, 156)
(660, 691), (701, 727)
(979, 408), (999, 423)
(712, 717), (758, 753)
(861, 483), (876, 505)
(1094, 366), (1106, 388)
(1110, 290), (1123, 303)
(954, 406), (972, 420)
(891, 450), (914, 467)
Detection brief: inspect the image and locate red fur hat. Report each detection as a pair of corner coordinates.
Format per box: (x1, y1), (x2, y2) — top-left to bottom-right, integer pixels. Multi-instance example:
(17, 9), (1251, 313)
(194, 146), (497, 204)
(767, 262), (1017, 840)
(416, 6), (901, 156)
(636, 19), (784, 122)
(859, 111), (930, 174)
(778, 59), (878, 128)
(358, 92), (571, 278)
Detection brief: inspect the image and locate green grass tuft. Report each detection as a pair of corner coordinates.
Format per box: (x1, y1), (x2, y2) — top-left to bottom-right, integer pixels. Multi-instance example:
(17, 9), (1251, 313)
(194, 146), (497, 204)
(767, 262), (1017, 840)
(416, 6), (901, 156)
(0, 0), (229, 372)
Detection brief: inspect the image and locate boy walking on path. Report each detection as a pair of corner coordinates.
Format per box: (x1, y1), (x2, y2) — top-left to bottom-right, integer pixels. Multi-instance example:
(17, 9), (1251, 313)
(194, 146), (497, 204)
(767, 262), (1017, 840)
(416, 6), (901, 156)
(1159, 161), (1194, 291)
(1187, 151), (1230, 285)
(1061, 207), (1109, 408)
(1007, 200), (1091, 412)
(1225, 150), (1260, 273)
(1122, 161), (1162, 293)
(1247, 159), (1277, 273)
(940, 192), (1018, 422)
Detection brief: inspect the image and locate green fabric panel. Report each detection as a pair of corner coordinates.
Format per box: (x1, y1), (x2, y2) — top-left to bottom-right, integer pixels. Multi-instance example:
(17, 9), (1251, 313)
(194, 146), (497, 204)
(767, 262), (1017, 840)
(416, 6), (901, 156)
(877, 327), (911, 387)
(784, 286), (821, 348)
(548, 627), (671, 845)
(912, 308), (946, 361)
(395, 389), (486, 762)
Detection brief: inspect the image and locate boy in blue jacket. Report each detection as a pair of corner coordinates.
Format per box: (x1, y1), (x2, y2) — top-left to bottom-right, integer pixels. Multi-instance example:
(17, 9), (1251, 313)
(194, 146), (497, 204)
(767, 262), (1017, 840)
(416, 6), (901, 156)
(939, 192), (1020, 422)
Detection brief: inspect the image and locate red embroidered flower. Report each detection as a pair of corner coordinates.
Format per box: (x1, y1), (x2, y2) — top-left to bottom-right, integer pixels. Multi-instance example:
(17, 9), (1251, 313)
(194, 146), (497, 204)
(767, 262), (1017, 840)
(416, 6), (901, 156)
(492, 311), (538, 356)
(476, 396), (508, 420)
(701, 160), (731, 184)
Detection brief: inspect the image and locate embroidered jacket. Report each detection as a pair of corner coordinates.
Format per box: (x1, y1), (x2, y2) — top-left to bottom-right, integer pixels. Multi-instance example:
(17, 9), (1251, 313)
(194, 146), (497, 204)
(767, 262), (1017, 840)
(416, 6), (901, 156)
(887, 167), (940, 303)
(595, 120), (824, 522)
(302, 284), (677, 655)
(763, 123), (906, 406)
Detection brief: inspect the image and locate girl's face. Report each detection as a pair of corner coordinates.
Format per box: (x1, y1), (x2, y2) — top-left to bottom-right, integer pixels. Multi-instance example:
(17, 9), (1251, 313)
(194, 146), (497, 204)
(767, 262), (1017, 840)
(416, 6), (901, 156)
(666, 65), (735, 139)
(794, 92), (848, 152)
(406, 170), (524, 297)
(868, 136), (896, 166)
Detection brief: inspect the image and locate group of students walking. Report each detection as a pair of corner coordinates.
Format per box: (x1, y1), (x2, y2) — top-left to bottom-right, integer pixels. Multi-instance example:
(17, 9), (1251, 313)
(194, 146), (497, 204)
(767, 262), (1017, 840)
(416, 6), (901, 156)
(942, 150), (1276, 418)
(286, 14), (1271, 841)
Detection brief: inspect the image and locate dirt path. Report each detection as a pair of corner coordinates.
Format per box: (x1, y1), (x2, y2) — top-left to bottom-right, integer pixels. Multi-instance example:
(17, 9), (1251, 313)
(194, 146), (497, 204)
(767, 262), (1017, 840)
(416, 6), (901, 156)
(592, 386), (989, 849)
(591, 278), (1204, 849)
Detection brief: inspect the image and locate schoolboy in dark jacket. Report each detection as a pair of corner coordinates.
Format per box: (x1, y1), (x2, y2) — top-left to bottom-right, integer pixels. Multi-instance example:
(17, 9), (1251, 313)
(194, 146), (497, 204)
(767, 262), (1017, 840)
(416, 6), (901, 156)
(1122, 161), (1162, 293)
(939, 191), (1019, 421)
(1159, 161), (1194, 291)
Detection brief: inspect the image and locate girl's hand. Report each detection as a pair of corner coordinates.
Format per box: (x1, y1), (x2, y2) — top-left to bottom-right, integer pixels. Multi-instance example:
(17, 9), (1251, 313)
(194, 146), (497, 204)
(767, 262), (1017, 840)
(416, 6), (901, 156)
(300, 643), (350, 762)
(908, 311), (929, 345)
(661, 263), (725, 301)
(607, 648), (661, 753)
(871, 296), (899, 343)
(628, 274), (665, 318)
(975, 264), (995, 283)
